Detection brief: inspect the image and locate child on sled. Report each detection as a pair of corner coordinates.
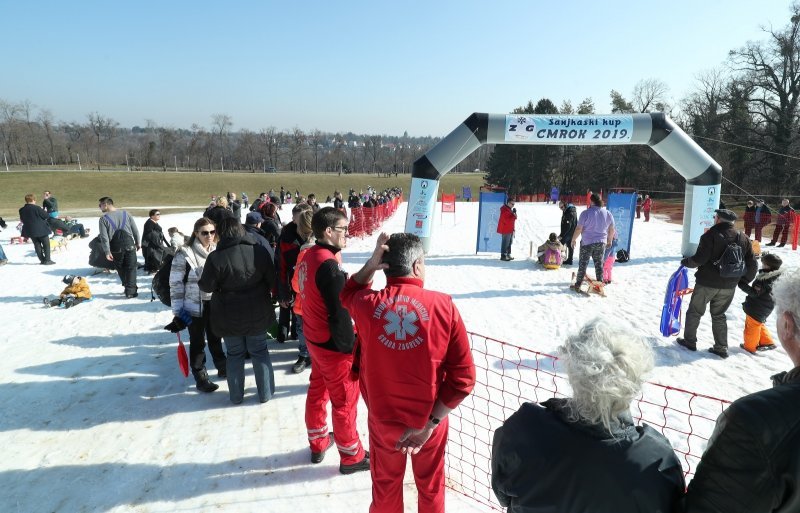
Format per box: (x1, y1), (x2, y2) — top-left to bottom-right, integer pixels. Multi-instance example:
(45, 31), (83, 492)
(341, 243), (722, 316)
(537, 233), (566, 269)
(44, 274), (92, 308)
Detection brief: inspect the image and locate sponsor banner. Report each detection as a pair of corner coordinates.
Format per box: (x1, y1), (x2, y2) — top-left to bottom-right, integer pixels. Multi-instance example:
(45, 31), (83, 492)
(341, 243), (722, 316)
(476, 191), (506, 253)
(606, 192), (637, 254)
(462, 186), (472, 200)
(504, 115), (633, 144)
(689, 185), (720, 243)
(405, 177), (439, 237)
(441, 193), (456, 213)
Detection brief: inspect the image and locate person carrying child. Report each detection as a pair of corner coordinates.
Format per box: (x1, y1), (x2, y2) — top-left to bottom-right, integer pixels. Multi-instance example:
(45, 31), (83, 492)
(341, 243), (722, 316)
(44, 275), (92, 308)
(738, 252), (783, 354)
(537, 233), (566, 269)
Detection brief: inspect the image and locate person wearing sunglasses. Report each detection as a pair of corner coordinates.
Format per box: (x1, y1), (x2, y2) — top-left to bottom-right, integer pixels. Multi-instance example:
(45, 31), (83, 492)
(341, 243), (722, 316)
(168, 217), (226, 393)
(299, 207), (369, 474)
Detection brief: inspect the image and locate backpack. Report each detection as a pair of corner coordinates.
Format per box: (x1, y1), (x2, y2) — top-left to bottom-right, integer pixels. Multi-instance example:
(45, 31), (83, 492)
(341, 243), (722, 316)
(714, 233), (747, 278)
(151, 253), (189, 307)
(616, 249), (630, 263)
(105, 212), (135, 253)
(542, 247), (563, 269)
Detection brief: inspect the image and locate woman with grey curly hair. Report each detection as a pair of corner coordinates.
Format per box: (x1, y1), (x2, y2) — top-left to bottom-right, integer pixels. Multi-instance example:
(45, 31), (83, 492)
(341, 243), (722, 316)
(491, 318), (685, 513)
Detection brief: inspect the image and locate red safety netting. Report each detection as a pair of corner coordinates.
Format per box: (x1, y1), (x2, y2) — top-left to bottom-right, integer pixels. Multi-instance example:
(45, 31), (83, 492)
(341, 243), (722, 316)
(346, 196), (403, 238)
(446, 331), (731, 511)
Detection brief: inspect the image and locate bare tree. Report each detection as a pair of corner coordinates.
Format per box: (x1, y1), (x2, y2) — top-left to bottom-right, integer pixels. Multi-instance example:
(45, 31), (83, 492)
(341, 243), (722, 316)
(87, 112), (119, 170)
(309, 129), (325, 172)
(631, 78), (670, 113)
(211, 114), (233, 170)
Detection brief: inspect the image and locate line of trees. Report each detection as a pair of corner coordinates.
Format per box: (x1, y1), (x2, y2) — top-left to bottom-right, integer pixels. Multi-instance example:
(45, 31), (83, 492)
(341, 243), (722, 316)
(486, 4), (800, 198)
(0, 105), (489, 176)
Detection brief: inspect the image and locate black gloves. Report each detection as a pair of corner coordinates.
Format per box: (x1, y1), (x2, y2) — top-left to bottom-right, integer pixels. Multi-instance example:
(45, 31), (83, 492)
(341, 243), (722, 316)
(512, 208), (517, 215)
(164, 310), (192, 332)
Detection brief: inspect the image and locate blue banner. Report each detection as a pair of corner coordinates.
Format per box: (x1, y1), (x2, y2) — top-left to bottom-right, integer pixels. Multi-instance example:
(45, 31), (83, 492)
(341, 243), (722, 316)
(476, 192), (506, 253)
(462, 186), (472, 200)
(606, 192), (636, 255)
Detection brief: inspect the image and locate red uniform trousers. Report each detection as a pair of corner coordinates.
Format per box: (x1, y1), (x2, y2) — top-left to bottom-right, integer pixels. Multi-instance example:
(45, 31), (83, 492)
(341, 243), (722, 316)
(305, 342), (365, 465)
(772, 223), (790, 245)
(368, 415), (448, 513)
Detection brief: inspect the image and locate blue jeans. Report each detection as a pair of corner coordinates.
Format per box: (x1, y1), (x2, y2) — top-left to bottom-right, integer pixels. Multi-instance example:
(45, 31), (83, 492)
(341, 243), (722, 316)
(224, 333), (275, 404)
(500, 233), (513, 257)
(296, 315), (308, 358)
(0, 243), (6, 261)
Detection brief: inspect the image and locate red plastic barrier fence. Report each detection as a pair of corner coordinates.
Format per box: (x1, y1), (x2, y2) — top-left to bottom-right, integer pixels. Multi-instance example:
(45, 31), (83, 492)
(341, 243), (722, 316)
(446, 332), (731, 511)
(346, 196), (402, 238)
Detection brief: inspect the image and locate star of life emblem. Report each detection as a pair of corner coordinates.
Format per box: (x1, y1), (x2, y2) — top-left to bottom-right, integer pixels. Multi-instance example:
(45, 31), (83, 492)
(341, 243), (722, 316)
(383, 305), (419, 341)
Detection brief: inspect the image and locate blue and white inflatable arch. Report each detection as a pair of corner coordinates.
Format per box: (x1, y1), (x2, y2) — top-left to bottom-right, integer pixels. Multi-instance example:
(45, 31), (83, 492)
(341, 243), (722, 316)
(404, 112), (721, 256)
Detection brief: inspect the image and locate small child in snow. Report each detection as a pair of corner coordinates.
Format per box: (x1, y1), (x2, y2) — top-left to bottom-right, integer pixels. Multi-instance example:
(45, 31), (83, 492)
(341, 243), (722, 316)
(602, 238), (619, 284)
(537, 233), (566, 268)
(44, 274), (92, 308)
(738, 253), (783, 354)
(167, 227), (188, 250)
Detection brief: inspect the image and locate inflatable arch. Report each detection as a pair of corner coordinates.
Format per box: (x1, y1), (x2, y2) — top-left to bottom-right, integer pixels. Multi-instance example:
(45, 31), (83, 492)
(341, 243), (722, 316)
(404, 112), (721, 256)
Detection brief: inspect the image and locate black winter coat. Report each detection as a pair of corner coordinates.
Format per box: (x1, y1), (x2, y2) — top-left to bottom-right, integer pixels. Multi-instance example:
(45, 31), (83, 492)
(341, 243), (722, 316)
(681, 222), (757, 289)
(684, 367), (800, 513)
(492, 398), (685, 513)
(559, 204), (578, 243)
(197, 234), (276, 337)
(739, 268), (783, 323)
(19, 203), (52, 238)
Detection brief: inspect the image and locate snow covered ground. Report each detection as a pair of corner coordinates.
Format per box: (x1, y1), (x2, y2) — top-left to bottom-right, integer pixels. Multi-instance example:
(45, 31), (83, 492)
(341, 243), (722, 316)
(1, 201), (797, 512)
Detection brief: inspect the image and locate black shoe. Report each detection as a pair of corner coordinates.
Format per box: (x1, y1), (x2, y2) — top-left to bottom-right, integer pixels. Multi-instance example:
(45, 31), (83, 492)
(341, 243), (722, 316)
(42, 260), (56, 265)
(63, 296), (75, 309)
(676, 338), (697, 351)
(292, 356), (311, 374)
(765, 242), (776, 246)
(339, 452), (370, 475)
(216, 362), (227, 379)
(310, 433), (334, 464)
(778, 243), (786, 248)
(125, 292), (138, 299)
(507, 256), (515, 260)
(757, 344), (778, 352)
(43, 297), (53, 307)
(193, 368), (219, 393)
(708, 347), (729, 359)
(563, 260), (573, 265)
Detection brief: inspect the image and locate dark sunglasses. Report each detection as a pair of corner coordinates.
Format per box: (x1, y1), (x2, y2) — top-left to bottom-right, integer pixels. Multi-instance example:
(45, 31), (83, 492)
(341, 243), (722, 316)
(200, 230), (216, 236)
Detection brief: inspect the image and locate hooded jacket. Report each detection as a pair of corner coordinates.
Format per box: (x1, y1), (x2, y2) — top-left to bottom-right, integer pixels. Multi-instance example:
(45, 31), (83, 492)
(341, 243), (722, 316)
(60, 277), (92, 299)
(492, 398), (685, 513)
(739, 268), (783, 323)
(197, 234), (276, 337)
(559, 204), (578, 242)
(169, 240), (214, 317)
(681, 222), (757, 289)
(684, 367), (800, 513)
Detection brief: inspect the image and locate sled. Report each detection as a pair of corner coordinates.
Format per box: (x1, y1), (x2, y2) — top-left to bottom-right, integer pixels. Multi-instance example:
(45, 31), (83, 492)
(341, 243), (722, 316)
(570, 272), (606, 296)
(660, 265), (693, 337)
(177, 333), (190, 378)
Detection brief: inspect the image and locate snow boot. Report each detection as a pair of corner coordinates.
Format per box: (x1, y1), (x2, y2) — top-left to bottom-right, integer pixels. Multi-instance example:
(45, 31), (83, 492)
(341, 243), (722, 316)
(192, 368), (219, 393)
(215, 360), (227, 379)
(63, 296), (75, 309)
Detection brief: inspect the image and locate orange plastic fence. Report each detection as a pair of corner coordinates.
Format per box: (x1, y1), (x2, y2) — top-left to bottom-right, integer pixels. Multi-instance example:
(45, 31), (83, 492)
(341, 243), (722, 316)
(346, 196), (402, 238)
(447, 332), (731, 511)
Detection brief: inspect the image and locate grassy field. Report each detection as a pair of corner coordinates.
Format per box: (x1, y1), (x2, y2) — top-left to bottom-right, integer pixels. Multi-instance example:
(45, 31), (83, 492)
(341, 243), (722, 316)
(0, 171), (487, 219)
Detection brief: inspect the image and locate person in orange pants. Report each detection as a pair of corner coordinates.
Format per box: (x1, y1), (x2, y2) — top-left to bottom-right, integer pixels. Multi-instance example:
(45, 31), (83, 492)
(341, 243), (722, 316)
(738, 253), (783, 354)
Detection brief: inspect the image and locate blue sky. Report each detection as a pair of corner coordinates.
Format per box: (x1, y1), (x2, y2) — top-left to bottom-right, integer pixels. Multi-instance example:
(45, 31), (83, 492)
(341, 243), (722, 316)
(0, 0), (793, 136)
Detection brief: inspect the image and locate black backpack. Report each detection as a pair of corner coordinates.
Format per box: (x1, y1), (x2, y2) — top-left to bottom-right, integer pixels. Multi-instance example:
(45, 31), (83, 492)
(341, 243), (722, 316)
(616, 249), (630, 263)
(105, 212), (135, 253)
(714, 233), (747, 278)
(151, 253), (189, 307)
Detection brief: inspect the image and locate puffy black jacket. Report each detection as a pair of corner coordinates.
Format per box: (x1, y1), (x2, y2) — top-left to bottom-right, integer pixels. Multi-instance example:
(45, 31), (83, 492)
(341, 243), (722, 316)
(19, 203), (52, 238)
(559, 204), (578, 243)
(197, 234), (276, 337)
(739, 268), (783, 323)
(492, 398), (685, 513)
(681, 222), (757, 289)
(684, 367), (800, 513)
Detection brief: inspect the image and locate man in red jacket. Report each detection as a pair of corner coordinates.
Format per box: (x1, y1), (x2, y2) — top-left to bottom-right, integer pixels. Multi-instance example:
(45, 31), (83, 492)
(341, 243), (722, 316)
(341, 232), (476, 513)
(298, 207), (369, 474)
(497, 198), (517, 261)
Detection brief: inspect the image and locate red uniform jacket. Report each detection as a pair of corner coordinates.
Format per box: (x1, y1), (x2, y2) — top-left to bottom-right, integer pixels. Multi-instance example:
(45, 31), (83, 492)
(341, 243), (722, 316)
(496, 204), (516, 235)
(297, 242), (355, 353)
(341, 276), (476, 429)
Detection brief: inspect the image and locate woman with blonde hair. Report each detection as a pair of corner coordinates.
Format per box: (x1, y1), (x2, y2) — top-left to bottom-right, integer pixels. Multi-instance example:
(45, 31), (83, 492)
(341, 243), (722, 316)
(492, 318), (685, 513)
(167, 217), (226, 393)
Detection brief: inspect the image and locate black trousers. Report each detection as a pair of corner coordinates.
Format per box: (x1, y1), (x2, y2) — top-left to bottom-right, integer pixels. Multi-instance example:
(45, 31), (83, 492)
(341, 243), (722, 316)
(188, 300), (226, 371)
(31, 235), (51, 263)
(112, 248), (138, 295)
(278, 305), (297, 342)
